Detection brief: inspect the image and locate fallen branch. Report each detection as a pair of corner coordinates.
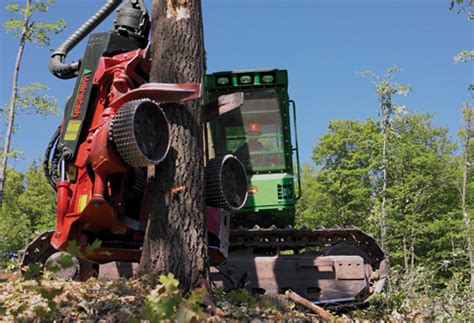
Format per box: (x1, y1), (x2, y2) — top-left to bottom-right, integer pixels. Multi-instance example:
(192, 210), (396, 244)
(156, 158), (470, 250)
(285, 289), (333, 321)
(0, 272), (18, 282)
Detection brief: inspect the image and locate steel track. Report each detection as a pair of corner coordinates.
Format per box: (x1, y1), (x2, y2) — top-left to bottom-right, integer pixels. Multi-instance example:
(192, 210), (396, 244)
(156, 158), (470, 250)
(211, 225), (389, 306)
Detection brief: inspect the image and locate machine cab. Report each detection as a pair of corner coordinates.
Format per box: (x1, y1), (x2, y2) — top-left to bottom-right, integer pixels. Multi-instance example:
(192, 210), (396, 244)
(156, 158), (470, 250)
(205, 69), (301, 227)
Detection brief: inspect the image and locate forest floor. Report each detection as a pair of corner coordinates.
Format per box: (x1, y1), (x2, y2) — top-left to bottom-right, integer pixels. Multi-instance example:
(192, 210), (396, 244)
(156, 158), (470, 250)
(0, 261), (471, 321)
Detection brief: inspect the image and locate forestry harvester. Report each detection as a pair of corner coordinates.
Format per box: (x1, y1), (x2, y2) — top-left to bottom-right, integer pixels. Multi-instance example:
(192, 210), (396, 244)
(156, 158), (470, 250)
(21, 0), (388, 306)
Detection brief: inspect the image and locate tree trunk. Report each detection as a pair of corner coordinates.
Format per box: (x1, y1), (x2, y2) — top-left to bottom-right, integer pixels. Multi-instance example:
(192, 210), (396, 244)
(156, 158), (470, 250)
(138, 0), (207, 291)
(450, 229), (457, 267)
(380, 96), (390, 253)
(0, 0), (32, 207)
(403, 235), (408, 269)
(461, 106), (473, 290)
(409, 228), (415, 270)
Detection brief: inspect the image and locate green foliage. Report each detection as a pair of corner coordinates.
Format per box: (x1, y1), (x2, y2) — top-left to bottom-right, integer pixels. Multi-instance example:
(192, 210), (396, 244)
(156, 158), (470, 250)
(459, 104), (474, 154)
(45, 253), (74, 273)
(350, 265), (471, 320)
(454, 49), (474, 63)
(0, 162), (55, 265)
(2, 0), (66, 47)
(185, 287), (207, 319)
(297, 111), (469, 281)
(65, 240), (81, 258)
(0, 272), (308, 321)
(450, 1), (473, 91)
(1, 0), (64, 213)
(2, 264), (468, 320)
(226, 289), (257, 308)
(460, 105), (474, 209)
(450, 0), (474, 20)
(19, 161), (56, 232)
(1, 149), (24, 160)
(21, 262), (43, 280)
(386, 113), (461, 273)
(358, 66), (412, 99)
(297, 118), (381, 230)
(1, 82), (59, 127)
(25, 239), (102, 279)
(85, 239), (102, 256)
(297, 92), (471, 312)
(12, 82), (60, 116)
(142, 273), (203, 321)
(0, 168), (29, 258)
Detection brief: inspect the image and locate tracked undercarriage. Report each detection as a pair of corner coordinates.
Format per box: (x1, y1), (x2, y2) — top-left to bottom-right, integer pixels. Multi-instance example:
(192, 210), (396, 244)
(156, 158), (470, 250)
(211, 226), (388, 305)
(21, 225), (388, 307)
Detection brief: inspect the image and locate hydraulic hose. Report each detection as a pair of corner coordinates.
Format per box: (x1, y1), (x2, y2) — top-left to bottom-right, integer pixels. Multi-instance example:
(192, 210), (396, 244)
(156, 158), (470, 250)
(49, 0), (123, 79)
(43, 125), (61, 190)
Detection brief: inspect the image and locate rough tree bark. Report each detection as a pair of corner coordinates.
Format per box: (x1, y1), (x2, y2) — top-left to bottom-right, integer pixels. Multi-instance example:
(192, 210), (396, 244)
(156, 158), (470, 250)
(137, 0), (207, 290)
(0, 0), (32, 207)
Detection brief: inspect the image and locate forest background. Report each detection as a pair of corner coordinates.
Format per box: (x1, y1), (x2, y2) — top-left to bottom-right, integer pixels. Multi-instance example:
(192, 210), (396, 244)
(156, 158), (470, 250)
(0, 0), (472, 320)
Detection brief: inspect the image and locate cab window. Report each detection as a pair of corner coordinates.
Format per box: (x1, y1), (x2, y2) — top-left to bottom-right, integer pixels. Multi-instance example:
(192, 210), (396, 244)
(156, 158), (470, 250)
(212, 90), (286, 172)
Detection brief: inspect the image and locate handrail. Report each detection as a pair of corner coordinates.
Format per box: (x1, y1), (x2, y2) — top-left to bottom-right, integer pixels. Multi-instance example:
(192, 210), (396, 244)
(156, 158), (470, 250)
(290, 100), (302, 200)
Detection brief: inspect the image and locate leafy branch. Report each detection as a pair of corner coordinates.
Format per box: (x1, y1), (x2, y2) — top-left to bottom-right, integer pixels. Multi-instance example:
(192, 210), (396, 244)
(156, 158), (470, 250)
(450, 0), (474, 20)
(2, 0), (66, 47)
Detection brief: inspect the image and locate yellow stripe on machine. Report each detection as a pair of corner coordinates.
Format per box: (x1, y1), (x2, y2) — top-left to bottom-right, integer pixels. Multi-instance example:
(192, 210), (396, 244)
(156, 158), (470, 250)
(77, 194), (88, 213)
(63, 120), (81, 141)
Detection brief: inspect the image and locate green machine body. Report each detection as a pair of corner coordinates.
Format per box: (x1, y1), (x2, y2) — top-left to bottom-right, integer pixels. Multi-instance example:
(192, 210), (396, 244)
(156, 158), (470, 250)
(205, 69), (301, 228)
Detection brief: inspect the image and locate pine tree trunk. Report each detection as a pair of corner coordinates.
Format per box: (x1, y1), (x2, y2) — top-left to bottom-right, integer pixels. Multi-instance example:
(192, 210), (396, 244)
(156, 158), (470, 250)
(0, 0), (32, 207)
(137, 0), (207, 291)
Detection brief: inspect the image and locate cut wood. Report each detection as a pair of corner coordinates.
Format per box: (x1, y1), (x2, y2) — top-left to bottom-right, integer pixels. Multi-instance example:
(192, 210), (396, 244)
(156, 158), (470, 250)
(285, 289), (333, 321)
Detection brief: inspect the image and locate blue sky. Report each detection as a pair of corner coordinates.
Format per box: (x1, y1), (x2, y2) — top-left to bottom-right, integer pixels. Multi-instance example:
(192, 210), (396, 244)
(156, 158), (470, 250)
(0, 0), (472, 172)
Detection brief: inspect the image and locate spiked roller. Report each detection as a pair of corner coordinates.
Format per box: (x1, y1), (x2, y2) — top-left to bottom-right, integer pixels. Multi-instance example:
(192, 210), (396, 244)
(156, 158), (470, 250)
(205, 154), (248, 210)
(111, 99), (170, 168)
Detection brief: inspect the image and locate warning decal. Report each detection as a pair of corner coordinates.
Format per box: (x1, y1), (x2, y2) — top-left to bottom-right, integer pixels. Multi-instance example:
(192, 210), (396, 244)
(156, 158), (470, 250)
(77, 194), (88, 213)
(63, 120), (82, 141)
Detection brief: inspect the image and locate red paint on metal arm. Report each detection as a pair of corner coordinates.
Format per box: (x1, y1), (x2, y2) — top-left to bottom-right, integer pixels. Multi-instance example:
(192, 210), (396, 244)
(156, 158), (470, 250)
(109, 82), (202, 108)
